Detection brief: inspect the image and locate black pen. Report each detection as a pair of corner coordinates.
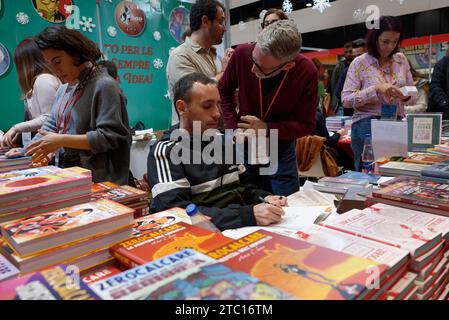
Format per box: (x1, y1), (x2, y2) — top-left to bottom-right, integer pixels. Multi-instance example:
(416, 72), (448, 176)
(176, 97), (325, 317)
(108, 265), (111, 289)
(258, 196), (282, 208)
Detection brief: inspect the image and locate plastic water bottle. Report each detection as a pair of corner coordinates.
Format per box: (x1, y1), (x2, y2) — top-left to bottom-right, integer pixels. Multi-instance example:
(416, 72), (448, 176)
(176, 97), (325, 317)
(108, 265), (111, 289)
(361, 134), (375, 174)
(185, 204), (221, 233)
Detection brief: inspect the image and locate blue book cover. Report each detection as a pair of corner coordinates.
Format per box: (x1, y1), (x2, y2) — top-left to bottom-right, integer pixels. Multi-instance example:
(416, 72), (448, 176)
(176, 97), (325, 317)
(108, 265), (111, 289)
(421, 161), (449, 180)
(339, 171), (382, 185)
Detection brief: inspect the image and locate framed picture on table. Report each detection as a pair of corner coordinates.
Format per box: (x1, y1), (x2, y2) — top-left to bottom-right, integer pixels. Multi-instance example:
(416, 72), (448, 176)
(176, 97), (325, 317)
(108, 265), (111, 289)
(406, 113), (442, 152)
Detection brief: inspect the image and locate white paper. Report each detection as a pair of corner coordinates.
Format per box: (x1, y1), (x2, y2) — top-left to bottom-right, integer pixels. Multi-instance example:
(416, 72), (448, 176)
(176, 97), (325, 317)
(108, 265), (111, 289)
(371, 120), (408, 159)
(412, 117), (433, 144)
(292, 184), (337, 208)
(274, 206), (333, 230)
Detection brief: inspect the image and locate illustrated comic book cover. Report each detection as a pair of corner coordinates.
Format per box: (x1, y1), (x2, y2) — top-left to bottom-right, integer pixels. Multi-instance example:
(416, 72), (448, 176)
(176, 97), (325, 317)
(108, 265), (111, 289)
(110, 222), (233, 268)
(0, 264), (99, 300)
(207, 230), (388, 300)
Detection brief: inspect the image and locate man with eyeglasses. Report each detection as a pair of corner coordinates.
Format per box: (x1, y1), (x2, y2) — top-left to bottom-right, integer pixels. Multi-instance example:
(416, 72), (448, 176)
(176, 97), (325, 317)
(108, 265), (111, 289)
(218, 19), (318, 196)
(167, 0), (234, 126)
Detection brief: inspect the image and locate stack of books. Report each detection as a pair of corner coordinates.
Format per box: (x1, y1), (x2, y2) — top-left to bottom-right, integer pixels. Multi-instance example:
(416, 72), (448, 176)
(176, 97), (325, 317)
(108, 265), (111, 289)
(0, 166), (92, 224)
(293, 224), (410, 300)
(0, 199), (134, 275)
(315, 204), (449, 300)
(0, 264), (99, 300)
(442, 120), (449, 138)
(403, 153), (448, 165)
(378, 161), (429, 177)
(368, 176), (449, 217)
(421, 160), (449, 182)
(0, 154), (32, 173)
(429, 141), (449, 156)
(91, 181), (149, 218)
(325, 116), (352, 132)
(314, 176), (372, 195)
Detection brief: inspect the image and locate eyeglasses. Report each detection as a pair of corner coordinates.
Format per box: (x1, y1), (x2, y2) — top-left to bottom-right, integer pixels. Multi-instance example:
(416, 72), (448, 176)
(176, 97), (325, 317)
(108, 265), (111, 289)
(249, 51), (289, 77)
(262, 19), (279, 28)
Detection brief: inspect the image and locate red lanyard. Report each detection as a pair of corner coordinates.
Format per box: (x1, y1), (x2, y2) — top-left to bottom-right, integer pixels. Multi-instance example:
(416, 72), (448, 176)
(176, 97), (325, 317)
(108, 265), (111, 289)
(55, 66), (94, 134)
(258, 69), (289, 121)
(55, 85), (83, 134)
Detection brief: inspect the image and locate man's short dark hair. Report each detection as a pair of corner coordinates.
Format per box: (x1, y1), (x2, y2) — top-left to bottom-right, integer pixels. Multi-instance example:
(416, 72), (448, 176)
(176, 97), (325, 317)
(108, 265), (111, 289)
(173, 73), (217, 117)
(98, 60), (118, 79)
(343, 41), (353, 49)
(352, 38), (366, 49)
(189, 0), (224, 33)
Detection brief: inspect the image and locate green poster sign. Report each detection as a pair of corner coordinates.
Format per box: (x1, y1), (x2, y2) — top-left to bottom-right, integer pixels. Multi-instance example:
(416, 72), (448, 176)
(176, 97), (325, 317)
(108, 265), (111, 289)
(0, 0), (189, 132)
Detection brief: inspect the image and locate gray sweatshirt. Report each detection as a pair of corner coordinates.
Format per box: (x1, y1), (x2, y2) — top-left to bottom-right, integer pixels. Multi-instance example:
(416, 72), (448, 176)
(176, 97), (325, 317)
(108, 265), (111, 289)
(37, 67), (131, 185)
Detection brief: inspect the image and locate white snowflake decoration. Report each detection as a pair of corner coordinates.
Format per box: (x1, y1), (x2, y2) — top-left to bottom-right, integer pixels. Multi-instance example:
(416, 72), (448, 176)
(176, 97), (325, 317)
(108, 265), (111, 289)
(164, 90), (170, 99)
(169, 47), (176, 56)
(80, 16), (96, 33)
(153, 58), (163, 70)
(107, 26), (117, 37)
(353, 8), (366, 22)
(282, 0), (293, 14)
(16, 12), (30, 25)
(312, 0), (331, 14)
(153, 31), (161, 41)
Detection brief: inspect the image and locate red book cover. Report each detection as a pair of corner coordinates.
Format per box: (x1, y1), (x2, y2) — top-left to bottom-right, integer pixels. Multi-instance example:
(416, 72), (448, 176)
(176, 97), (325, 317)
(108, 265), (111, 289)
(404, 153), (448, 165)
(81, 263), (124, 285)
(372, 176), (449, 214)
(207, 229), (388, 300)
(110, 222), (233, 268)
(91, 183), (147, 204)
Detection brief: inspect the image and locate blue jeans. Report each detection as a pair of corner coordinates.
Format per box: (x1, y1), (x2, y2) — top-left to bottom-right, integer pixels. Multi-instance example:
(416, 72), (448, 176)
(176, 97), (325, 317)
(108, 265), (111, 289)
(351, 117), (373, 172)
(244, 140), (299, 196)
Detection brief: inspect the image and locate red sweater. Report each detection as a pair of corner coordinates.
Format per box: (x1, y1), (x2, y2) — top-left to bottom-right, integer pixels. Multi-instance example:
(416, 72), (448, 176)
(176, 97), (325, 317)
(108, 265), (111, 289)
(218, 43), (318, 141)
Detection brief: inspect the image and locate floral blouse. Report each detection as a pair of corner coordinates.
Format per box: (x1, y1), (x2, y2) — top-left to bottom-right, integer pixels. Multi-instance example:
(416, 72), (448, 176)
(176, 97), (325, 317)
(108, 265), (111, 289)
(342, 52), (415, 123)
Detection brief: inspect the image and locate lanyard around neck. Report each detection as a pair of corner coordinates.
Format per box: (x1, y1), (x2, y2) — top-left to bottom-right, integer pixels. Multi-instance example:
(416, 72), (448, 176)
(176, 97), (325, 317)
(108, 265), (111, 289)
(258, 69), (290, 121)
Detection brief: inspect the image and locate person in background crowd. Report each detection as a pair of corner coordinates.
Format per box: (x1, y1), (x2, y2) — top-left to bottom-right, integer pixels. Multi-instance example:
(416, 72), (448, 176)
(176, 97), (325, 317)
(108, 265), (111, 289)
(330, 41), (353, 114)
(405, 60), (429, 114)
(342, 16), (415, 171)
(429, 55), (449, 119)
(147, 73), (287, 231)
(1, 37), (60, 148)
(335, 38), (366, 116)
(166, 0), (234, 126)
(312, 58), (327, 112)
(24, 25), (131, 185)
(218, 20), (318, 196)
(260, 8), (288, 29)
(313, 110), (354, 171)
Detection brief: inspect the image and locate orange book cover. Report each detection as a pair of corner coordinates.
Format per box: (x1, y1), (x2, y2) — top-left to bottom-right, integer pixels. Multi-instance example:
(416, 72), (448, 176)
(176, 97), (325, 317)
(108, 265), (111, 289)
(404, 153), (448, 165)
(207, 229), (388, 300)
(0, 199), (134, 247)
(91, 184), (147, 204)
(110, 222), (233, 268)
